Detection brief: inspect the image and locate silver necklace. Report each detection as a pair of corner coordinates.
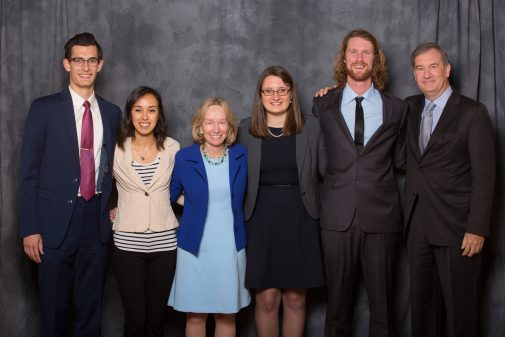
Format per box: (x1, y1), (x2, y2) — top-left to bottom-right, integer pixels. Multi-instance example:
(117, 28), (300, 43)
(267, 127), (284, 138)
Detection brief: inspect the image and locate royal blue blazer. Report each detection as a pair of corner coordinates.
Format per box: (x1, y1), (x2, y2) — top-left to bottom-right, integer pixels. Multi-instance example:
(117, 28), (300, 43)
(170, 143), (248, 255)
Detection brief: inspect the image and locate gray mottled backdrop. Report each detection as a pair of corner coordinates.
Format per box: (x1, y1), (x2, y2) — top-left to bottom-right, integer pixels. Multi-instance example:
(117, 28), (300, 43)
(1, 0), (504, 336)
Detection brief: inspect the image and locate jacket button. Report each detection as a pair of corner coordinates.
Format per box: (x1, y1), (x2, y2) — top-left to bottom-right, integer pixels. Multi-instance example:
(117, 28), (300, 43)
(73, 178), (78, 183)
(145, 192), (149, 196)
(302, 191), (306, 196)
(68, 200), (73, 204)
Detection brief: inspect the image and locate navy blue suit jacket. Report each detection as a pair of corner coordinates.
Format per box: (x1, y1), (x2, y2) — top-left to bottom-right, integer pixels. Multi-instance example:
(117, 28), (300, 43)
(170, 143), (248, 255)
(18, 88), (121, 247)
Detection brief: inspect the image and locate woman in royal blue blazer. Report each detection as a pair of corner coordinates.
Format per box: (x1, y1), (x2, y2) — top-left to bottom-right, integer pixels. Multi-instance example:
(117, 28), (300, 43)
(168, 97), (250, 337)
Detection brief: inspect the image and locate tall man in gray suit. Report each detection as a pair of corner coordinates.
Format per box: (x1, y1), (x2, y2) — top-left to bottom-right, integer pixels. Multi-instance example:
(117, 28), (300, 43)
(404, 42), (496, 337)
(313, 29), (407, 337)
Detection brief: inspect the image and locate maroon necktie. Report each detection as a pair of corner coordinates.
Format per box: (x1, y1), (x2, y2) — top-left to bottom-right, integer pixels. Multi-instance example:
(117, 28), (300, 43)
(80, 100), (95, 200)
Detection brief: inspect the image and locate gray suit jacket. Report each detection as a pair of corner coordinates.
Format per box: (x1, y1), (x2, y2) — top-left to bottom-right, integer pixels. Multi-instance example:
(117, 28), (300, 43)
(237, 115), (324, 221)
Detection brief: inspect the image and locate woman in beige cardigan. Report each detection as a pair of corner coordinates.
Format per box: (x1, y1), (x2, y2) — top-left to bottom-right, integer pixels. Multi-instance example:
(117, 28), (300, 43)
(110, 86), (179, 337)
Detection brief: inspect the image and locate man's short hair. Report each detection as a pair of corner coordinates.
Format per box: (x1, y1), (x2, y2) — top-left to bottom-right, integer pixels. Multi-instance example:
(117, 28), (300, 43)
(410, 42), (449, 69)
(64, 32), (103, 60)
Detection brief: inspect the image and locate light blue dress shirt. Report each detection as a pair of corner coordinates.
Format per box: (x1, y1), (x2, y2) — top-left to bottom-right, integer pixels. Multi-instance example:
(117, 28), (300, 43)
(422, 86), (453, 133)
(341, 84), (383, 145)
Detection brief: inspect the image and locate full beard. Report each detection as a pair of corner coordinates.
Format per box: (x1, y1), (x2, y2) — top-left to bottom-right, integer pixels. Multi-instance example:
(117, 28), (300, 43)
(347, 62), (373, 82)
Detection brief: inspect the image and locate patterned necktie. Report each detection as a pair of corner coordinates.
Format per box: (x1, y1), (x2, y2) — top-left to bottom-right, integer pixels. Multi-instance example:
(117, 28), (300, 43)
(419, 101), (436, 153)
(354, 96), (365, 152)
(80, 100), (95, 200)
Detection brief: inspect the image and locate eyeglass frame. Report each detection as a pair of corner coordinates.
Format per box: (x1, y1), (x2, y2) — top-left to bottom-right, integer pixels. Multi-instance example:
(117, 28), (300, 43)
(69, 57), (101, 67)
(261, 88), (292, 96)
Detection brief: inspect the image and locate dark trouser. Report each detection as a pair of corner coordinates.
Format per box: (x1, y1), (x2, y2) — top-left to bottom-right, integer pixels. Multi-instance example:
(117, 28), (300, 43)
(113, 245), (177, 337)
(407, 214), (482, 337)
(38, 195), (108, 337)
(321, 222), (398, 337)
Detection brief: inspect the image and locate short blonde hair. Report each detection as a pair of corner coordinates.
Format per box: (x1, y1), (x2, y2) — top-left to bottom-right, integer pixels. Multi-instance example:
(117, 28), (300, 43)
(191, 96), (238, 145)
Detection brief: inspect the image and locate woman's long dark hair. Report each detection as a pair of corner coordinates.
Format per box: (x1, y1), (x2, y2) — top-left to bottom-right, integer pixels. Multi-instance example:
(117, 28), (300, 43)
(117, 86), (168, 150)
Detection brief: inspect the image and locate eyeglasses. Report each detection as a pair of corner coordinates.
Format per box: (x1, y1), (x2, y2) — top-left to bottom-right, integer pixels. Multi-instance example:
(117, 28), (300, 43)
(69, 57), (100, 67)
(261, 88), (291, 96)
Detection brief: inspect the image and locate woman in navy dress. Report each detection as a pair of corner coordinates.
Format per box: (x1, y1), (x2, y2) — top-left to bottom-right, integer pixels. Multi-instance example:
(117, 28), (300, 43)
(238, 66), (325, 337)
(168, 97), (250, 337)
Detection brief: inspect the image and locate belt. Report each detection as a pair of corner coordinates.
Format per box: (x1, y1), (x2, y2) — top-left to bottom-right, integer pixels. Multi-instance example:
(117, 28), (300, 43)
(77, 193), (101, 202)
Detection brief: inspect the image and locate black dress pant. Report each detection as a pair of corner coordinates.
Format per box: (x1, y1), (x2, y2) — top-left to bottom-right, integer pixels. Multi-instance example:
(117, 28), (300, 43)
(113, 245), (177, 337)
(407, 213), (482, 337)
(321, 222), (398, 337)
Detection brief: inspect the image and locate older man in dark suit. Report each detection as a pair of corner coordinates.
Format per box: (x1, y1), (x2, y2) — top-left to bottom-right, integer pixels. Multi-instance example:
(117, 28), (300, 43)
(313, 29), (407, 337)
(19, 32), (121, 337)
(404, 42), (496, 337)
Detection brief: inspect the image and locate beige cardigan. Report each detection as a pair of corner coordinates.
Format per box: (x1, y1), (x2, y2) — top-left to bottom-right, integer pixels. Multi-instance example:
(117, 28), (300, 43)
(112, 137), (180, 232)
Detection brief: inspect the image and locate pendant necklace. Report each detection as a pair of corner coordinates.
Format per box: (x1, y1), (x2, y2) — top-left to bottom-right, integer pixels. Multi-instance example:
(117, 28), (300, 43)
(133, 142), (152, 161)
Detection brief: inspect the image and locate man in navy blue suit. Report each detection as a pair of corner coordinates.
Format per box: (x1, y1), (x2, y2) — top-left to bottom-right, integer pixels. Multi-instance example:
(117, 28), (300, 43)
(19, 32), (121, 337)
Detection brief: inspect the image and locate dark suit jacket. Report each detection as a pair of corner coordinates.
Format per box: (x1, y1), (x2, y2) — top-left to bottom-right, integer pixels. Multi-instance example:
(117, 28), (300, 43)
(237, 115), (324, 221)
(312, 87), (407, 232)
(404, 90), (496, 246)
(169, 143), (248, 255)
(18, 88), (121, 247)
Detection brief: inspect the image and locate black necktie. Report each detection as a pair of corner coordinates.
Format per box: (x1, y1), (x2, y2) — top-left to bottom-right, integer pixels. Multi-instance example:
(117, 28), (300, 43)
(354, 96), (364, 152)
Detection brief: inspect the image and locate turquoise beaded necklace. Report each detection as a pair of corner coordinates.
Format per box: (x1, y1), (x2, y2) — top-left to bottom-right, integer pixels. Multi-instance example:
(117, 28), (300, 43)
(200, 144), (228, 166)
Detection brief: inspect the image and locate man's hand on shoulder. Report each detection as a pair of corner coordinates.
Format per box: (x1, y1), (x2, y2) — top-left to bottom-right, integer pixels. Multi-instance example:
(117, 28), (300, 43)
(314, 84), (337, 98)
(461, 232), (485, 257)
(23, 234), (44, 263)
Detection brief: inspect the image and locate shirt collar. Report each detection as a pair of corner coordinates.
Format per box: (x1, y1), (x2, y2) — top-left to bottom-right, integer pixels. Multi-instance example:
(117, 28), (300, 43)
(68, 85), (97, 112)
(342, 83), (378, 105)
(425, 86), (453, 111)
